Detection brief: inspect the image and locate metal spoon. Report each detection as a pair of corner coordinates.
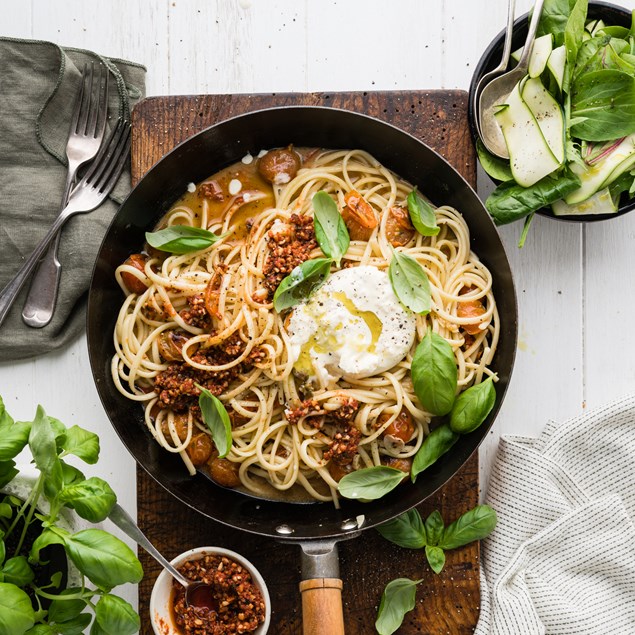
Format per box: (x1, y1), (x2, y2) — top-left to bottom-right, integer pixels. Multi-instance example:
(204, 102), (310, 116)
(108, 503), (217, 609)
(477, 0), (546, 158)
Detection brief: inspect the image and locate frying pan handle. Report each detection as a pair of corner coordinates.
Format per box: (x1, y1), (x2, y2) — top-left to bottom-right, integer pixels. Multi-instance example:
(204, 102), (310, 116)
(300, 578), (345, 635)
(299, 540), (345, 635)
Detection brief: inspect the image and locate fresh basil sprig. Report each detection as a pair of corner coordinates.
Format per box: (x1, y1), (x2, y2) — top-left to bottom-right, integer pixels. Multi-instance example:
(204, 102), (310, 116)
(389, 250), (431, 314)
(375, 577), (422, 635)
(312, 191), (350, 266)
(376, 508), (427, 549)
(411, 329), (457, 416)
(145, 225), (222, 254)
(197, 384), (232, 458)
(449, 377), (496, 434)
(376, 505), (497, 574)
(407, 190), (439, 237)
(273, 258), (332, 312)
(337, 466), (406, 501)
(410, 423), (459, 482)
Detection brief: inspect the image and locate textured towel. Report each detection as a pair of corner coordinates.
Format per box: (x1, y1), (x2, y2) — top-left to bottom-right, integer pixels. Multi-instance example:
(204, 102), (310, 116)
(475, 395), (635, 634)
(0, 38), (145, 361)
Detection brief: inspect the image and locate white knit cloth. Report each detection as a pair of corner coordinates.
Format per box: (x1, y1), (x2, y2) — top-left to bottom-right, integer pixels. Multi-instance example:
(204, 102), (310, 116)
(475, 395), (635, 635)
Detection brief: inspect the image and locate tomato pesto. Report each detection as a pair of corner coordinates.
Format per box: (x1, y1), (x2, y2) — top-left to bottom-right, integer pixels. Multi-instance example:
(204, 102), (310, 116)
(171, 554), (266, 634)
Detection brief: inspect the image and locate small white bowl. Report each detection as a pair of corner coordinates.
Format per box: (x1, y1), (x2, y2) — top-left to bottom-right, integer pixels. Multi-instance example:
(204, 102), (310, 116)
(149, 546), (271, 635)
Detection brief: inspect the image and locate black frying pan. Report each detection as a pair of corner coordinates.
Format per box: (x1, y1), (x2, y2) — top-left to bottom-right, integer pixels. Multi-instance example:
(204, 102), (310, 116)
(87, 106), (517, 632)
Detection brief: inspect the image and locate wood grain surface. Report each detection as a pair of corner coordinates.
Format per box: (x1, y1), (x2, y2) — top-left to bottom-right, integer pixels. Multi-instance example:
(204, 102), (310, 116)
(133, 90), (480, 634)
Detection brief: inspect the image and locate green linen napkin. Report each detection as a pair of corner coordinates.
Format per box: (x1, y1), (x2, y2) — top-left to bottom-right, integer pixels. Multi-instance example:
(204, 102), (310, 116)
(0, 37), (145, 361)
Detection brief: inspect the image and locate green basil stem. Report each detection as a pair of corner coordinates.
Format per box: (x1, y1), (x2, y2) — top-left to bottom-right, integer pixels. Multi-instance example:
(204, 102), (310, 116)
(5, 476), (41, 539)
(13, 475), (44, 558)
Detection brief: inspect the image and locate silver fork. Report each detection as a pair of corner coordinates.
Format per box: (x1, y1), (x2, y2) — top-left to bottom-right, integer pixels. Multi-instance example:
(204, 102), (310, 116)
(22, 62), (109, 328)
(0, 119), (131, 330)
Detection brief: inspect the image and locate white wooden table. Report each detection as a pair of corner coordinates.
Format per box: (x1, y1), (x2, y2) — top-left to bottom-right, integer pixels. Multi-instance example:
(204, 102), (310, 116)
(4, 0), (635, 615)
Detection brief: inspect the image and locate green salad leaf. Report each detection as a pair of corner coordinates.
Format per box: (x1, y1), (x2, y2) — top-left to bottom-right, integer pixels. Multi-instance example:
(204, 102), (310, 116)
(0, 582), (35, 635)
(563, 0), (589, 93)
(537, 0), (578, 47)
(145, 225), (222, 254)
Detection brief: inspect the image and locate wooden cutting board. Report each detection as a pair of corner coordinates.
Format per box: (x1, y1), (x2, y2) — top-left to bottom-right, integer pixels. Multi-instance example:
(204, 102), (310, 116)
(132, 90), (480, 634)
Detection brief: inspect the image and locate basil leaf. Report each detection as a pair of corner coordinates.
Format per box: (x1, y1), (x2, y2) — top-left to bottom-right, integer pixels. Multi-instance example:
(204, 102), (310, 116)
(60, 461), (86, 487)
(449, 378), (496, 435)
(425, 545), (446, 574)
(424, 510), (444, 546)
(537, 0), (577, 47)
(47, 589), (87, 624)
(312, 191), (350, 266)
(50, 614), (91, 635)
(25, 626), (55, 635)
(30, 529), (67, 564)
(90, 620), (109, 635)
(407, 190), (439, 236)
(29, 407), (63, 499)
(0, 460), (18, 489)
(563, 0), (589, 93)
(439, 504), (498, 550)
(0, 396), (14, 427)
(571, 69), (635, 140)
(375, 578), (422, 635)
(0, 421), (30, 462)
(476, 140), (513, 182)
(0, 583), (35, 635)
(411, 424), (459, 483)
(389, 250), (431, 314)
(411, 329), (457, 416)
(94, 594), (140, 635)
(197, 385), (232, 458)
(61, 426), (100, 465)
(63, 529), (143, 591)
(337, 466), (406, 501)
(59, 477), (117, 523)
(1, 556), (34, 586)
(485, 169), (581, 225)
(273, 258), (332, 312)
(376, 508), (427, 549)
(145, 225), (222, 254)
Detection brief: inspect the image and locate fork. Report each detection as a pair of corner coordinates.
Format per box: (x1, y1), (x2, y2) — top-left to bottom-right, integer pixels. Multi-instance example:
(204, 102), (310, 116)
(22, 61), (109, 328)
(0, 119), (131, 329)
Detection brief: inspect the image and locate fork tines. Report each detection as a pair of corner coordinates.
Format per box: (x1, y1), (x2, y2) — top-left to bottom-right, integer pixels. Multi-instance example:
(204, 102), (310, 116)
(82, 119), (132, 194)
(74, 62), (109, 139)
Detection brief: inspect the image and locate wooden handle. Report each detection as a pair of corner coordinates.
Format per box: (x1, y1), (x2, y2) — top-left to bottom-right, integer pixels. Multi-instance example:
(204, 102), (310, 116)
(300, 577), (345, 635)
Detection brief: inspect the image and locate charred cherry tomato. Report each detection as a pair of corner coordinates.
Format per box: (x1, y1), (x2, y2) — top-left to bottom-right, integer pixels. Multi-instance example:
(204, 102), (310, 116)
(381, 456), (412, 474)
(328, 460), (354, 482)
(385, 205), (415, 247)
(120, 254), (149, 294)
(379, 408), (415, 443)
(258, 146), (301, 184)
(186, 433), (213, 466)
(457, 286), (487, 335)
(341, 190), (378, 241)
(160, 413), (189, 443)
(208, 456), (241, 488)
(157, 331), (190, 362)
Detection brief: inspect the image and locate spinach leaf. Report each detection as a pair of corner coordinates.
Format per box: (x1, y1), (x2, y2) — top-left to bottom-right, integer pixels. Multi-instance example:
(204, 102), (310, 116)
(411, 329), (457, 416)
(337, 466), (406, 501)
(63, 529), (143, 591)
(61, 426), (100, 465)
(59, 477), (117, 523)
(312, 191), (350, 266)
(439, 505), (497, 550)
(411, 423), (459, 483)
(376, 508), (427, 549)
(375, 578), (422, 635)
(424, 510), (444, 546)
(486, 169), (581, 224)
(449, 377), (496, 435)
(94, 594), (140, 635)
(145, 225), (222, 254)
(197, 385), (232, 458)
(273, 258), (332, 312)
(563, 0), (589, 94)
(537, 0), (577, 47)
(1, 556), (34, 587)
(425, 545), (446, 574)
(571, 69), (635, 141)
(407, 190), (439, 236)
(389, 250), (431, 314)
(0, 583), (35, 634)
(0, 421), (30, 462)
(476, 140), (513, 182)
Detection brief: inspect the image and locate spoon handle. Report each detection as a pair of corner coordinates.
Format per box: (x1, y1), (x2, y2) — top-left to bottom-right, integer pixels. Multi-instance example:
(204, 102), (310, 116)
(517, 0), (546, 71)
(500, 0), (517, 71)
(108, 503), (192, 589)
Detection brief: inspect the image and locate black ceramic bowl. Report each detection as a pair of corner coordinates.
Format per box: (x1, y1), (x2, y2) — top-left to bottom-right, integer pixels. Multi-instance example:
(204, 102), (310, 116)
(468, 1), (635, 222)
(88, 106), (517, 540)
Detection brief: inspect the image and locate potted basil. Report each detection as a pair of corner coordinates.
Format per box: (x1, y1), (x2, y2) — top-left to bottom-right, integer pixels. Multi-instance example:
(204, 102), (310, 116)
(0, 396), (143, 635)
